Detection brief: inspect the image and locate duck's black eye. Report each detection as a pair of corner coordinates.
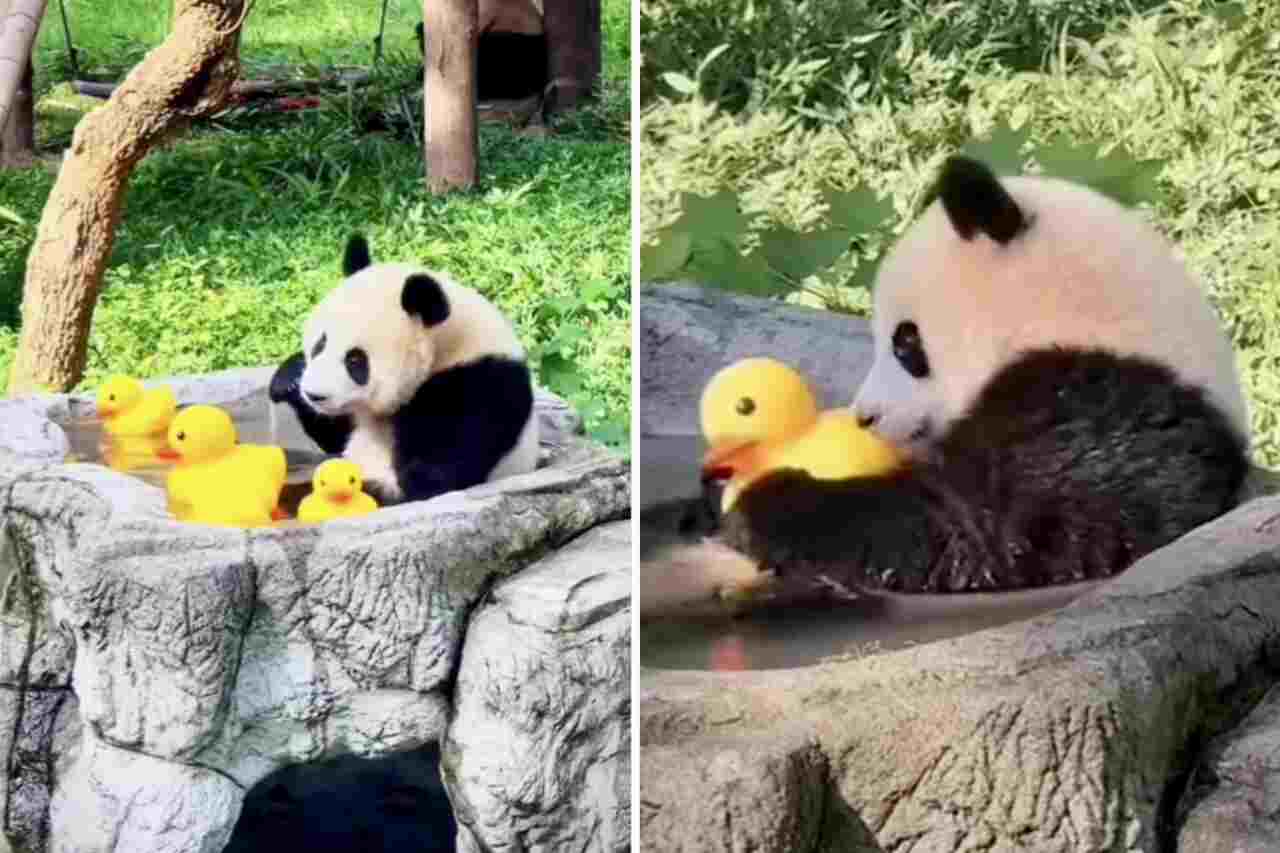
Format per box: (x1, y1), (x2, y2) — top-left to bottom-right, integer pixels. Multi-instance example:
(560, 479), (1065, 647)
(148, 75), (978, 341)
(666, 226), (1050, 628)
(736, 397), (756, 416)
(311, 334), (327, 359)
(176, 431), (186, 442)
(108, 394), (116, 402)
(348, 476), (356, 485)
(892, 321), (930, 379)
(345, 348), (369, 386)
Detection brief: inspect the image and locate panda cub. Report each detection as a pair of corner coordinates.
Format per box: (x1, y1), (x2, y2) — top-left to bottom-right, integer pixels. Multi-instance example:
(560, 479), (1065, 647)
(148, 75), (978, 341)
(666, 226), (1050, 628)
(686, 156), (1251, 598)
(270, 235), (538, 505)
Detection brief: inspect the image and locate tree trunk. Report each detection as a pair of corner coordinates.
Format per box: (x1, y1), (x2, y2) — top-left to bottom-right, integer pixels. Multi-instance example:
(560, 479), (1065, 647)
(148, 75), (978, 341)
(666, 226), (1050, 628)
(0, 55), (33, 168)
(0, 0), (44, 167)
(6, 0), (248, 396)
(542, 0), (600, 115)
(422, 0), (477, 193)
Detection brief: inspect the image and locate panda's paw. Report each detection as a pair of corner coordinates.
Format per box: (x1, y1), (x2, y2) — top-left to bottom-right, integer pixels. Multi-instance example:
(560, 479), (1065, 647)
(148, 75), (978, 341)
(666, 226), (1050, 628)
(361, 479), (397, 508)
(716, 568), (777, 613)
(269, 352), (307, 404)
(681, 538), (776, 610)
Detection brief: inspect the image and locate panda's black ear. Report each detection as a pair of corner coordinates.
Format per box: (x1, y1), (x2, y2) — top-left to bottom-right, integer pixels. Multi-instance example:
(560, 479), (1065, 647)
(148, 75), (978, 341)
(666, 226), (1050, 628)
(931, 156), (1029, 244)
(343, 234), (373, 276)
(402, 274), (450, 327)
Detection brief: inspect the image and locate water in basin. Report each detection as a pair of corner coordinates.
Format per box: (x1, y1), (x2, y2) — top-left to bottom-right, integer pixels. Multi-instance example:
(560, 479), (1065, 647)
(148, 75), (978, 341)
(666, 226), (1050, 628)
(58, 394), (330, 523)
(639, 433), (1096, 671)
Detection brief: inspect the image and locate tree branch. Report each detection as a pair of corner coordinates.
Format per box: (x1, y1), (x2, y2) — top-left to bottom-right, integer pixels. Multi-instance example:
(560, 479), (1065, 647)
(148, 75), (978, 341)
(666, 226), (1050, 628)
(7, 0), (251, 395)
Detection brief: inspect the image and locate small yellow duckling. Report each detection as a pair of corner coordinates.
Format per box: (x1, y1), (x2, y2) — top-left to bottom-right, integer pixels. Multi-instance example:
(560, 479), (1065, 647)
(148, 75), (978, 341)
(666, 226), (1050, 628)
(296, 459), (379, 523)
(165, 405), (287, 528)
(700, 358), (905, 513)
(96, 375), (177, 437)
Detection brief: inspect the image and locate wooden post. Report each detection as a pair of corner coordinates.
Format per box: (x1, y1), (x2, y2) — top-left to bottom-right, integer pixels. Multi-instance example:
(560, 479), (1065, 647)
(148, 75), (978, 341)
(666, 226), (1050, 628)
(543, 0), (601, 115)
(6, 0), (248, 395)
(0, 54), (33, 167)
(422, 0), (478, 193)
(0, 0), (44, 167)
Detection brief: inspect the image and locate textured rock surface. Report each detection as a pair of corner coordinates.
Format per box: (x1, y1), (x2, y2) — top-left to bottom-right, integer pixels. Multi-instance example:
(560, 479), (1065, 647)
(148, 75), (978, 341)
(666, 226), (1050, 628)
(641, 494), (1280, 851)
(445, 521), (631, 853)
(1177, 682), (1280, 853)
(0, 369), (628, 853)
(639, 283), (874, 437)
(640, 728), (843, 852)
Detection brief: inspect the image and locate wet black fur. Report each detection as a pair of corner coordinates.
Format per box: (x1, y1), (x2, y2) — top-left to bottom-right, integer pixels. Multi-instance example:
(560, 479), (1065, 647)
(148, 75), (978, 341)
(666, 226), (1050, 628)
(719, 348), (1248, 593)
(929, 155), (1030, 244)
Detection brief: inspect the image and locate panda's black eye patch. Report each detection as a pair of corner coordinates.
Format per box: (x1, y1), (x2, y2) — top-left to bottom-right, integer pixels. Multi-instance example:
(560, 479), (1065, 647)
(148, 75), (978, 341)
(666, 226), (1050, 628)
(736, 397), (756, 415)
(311, 334), (327, 359)
(892, 321), (930, 379)
(344, 348), (370, 386)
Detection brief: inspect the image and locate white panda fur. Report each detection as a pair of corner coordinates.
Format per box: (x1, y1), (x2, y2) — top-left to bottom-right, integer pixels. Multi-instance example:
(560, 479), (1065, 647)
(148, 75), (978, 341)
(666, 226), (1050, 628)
(855, 170), (1248, 458)
(270, 236), (538, 505)
(642, 156), (1251, 609)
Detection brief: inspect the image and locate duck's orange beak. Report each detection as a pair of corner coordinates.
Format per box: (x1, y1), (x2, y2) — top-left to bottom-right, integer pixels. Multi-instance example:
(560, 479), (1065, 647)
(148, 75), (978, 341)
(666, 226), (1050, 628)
(155, 448), (180, 462)
(701, 442), (757, 484)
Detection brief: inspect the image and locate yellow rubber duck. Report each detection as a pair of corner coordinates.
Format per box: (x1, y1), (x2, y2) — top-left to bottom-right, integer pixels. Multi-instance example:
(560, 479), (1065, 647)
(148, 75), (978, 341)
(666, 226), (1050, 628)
(296, 459), (379, 523)
(165, 405), (287, 528)
(100, 433), (175, 473)
(96, 375), (177, 437)
(700, 358), (905, 512)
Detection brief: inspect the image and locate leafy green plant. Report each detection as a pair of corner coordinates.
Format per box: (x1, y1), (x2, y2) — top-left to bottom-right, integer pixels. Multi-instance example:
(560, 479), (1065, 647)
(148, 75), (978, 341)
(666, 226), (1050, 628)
(527, 280), (630, 454)
(641, 0), (1171, 116)
(641, 0), (1280, 468)
(642, 125), (1167, 298)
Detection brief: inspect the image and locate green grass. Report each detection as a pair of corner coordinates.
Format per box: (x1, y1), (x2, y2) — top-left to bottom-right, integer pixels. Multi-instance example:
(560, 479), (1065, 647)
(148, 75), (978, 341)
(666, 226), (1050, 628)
(640, 0), (1280, 468)
(2, 0), (630, 453)
(36, 0), (631, 91)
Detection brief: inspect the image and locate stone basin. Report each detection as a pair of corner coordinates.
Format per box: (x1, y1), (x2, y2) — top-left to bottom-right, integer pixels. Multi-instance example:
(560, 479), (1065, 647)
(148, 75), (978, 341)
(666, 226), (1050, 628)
(0, 366), (631, 853)
(639, 283), (1280, 851)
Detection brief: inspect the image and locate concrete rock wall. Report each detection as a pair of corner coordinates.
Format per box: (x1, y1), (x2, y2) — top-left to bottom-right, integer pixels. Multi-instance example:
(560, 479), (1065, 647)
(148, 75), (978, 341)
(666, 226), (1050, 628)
(0, 370), (630, 853)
